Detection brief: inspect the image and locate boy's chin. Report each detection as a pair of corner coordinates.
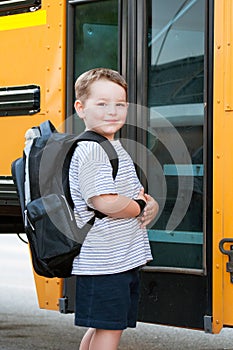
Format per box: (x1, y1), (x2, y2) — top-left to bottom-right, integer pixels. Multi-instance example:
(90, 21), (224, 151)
(94, 125), (122, 138)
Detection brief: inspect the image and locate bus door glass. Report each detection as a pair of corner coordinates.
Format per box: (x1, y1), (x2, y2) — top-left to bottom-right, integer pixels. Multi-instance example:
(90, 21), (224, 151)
(71, 0), (119, 134)
(146, 0), (205, 270)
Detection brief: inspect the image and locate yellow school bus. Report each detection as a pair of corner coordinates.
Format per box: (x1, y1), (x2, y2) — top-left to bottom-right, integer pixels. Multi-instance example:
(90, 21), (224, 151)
(0, 0), (232, 334)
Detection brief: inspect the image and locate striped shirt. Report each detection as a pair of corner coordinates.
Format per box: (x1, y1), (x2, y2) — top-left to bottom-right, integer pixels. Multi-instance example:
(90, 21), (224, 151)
(69, 140), (152, 275)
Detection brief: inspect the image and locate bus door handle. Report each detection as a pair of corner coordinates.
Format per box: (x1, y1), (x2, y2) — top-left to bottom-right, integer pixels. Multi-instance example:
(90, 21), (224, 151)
(219, 238), (233, 283)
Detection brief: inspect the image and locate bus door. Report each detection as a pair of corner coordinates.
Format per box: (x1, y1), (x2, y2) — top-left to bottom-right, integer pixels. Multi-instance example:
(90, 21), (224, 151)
(136, 0), (233, 334)
(136, 0), (211, 332)
(67, 0), (211, 331)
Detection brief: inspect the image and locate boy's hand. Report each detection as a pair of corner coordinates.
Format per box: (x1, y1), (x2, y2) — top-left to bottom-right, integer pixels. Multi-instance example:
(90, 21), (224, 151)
(136, 188), (147, 202)
(139, 194), (159, 228)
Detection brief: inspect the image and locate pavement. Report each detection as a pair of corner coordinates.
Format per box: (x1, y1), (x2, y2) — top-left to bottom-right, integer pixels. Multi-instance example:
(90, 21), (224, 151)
(1, 234), (233, 350)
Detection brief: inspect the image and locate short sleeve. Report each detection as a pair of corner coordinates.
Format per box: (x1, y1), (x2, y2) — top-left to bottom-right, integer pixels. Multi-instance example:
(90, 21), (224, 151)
(78, 142), (117, 207)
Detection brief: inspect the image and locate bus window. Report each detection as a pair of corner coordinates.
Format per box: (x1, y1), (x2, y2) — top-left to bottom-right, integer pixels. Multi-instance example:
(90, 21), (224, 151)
(146, 0), (205, 270)
(0, 0), (41, 16)
(71, 0), (119, 133)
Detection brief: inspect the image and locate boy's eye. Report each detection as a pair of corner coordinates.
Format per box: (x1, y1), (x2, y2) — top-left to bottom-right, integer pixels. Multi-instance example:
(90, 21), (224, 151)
(116, 103), (127, 108)
(95, 102), (127, 111)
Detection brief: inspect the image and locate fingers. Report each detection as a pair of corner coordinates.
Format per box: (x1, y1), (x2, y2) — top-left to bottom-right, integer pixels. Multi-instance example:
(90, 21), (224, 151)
(140, 215), (150, 228)
(138, 188), (145, 196)
(139, 196), (159, 228)
(139, 209), (151, 228)
(136, 188), (146, 202)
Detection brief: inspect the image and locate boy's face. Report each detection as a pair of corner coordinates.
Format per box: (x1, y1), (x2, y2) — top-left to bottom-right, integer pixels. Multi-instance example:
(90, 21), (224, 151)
(75, 79), (128, 140)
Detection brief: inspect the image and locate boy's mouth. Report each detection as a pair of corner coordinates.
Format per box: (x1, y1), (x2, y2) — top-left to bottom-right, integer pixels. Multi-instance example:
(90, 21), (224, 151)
(104, 118), (120, 123)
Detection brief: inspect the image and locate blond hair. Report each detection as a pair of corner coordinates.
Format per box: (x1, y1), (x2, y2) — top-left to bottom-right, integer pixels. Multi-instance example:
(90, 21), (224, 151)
(74, 68), (128, 102)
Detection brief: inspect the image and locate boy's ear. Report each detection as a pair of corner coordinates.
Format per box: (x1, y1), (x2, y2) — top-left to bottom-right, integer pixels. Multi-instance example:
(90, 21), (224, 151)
(74, 100), (85, 119)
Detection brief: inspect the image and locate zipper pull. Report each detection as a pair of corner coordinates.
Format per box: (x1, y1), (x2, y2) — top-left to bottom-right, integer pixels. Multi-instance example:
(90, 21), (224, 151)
(24, 210), (35, 231)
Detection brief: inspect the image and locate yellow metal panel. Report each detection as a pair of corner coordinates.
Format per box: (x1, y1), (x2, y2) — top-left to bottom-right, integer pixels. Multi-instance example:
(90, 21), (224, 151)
(33, 271), (64, 311)
(212, 0), (233, 333)
(28, 242), (64, 310)
(0, 10), (47, 31)
(0, 0), (67, 310)
(223, 0), (233, 111)
(0, 0), (66, 175)
(212, 0), (224, 334)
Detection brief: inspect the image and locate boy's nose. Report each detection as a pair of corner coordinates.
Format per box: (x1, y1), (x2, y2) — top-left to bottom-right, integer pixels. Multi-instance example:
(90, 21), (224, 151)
(106, 103), (117, 114)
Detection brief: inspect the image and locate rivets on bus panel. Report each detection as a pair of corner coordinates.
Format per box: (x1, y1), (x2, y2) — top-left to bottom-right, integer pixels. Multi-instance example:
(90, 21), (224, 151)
(216, 264), (220, 269)
(217, 44), (221, 49)
(216, 154), (220, 159)
(216, 209), (220, 214)
(217, 100), (220, 104)
(216, 320), (220, 325)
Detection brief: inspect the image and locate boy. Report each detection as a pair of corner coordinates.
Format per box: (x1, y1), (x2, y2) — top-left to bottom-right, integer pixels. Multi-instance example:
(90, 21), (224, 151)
(69, 68), (159, 350)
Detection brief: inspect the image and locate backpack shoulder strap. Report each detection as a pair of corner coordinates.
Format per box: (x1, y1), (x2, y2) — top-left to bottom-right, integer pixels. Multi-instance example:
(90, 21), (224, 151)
(39, 120), (57, 138)
(77, 130), (119, 180)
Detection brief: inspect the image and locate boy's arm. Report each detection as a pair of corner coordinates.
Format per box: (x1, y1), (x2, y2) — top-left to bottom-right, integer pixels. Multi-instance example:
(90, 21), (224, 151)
(90, 188), (146, 219)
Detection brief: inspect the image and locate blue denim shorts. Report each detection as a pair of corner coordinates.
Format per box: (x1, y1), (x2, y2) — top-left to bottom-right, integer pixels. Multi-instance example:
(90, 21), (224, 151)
(74, 268), (140, 330)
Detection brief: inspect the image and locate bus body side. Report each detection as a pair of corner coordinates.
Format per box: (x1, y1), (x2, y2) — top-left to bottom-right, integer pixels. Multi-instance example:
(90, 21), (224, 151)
(0, 0), (66, 309)
(0, 1), (66, 235)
